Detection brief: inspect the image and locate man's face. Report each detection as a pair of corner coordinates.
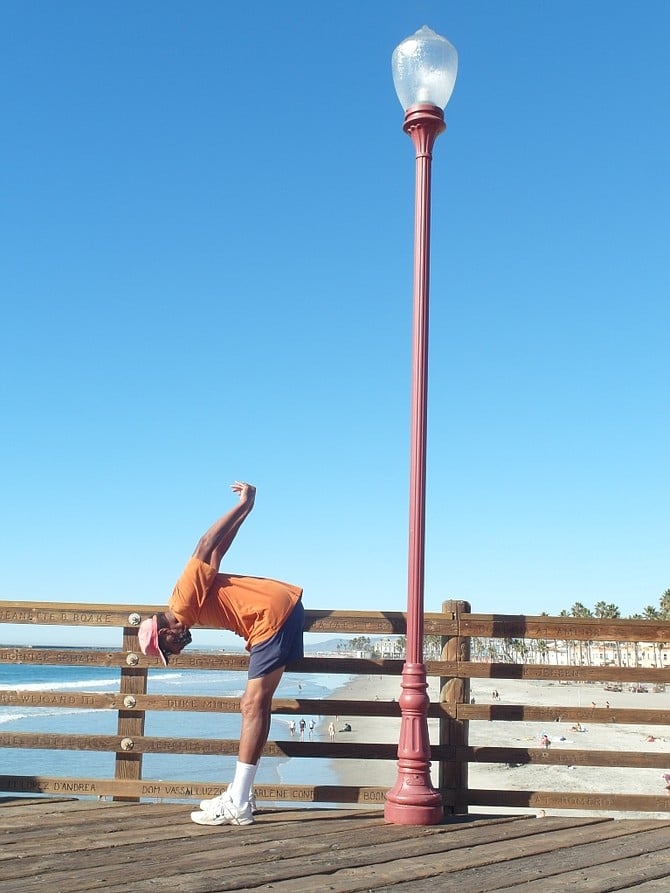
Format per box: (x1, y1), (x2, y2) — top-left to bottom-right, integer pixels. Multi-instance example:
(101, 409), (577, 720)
(158, 622), (192, 657)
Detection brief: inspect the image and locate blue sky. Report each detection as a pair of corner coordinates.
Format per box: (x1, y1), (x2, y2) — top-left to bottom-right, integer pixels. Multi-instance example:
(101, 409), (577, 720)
(1, 1), (668, 646)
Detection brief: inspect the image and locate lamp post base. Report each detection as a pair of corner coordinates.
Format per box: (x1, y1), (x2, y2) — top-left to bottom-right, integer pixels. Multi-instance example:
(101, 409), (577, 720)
(384, 789), (443, 826)
(384, 662), (444, 825)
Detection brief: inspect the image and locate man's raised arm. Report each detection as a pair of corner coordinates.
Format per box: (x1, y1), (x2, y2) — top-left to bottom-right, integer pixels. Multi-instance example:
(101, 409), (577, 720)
(192, 482), (256, 569)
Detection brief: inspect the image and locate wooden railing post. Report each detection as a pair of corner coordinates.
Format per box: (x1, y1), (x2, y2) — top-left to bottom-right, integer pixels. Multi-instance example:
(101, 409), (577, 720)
(438, 599), (470, 814)
(114, 622), (148, 801)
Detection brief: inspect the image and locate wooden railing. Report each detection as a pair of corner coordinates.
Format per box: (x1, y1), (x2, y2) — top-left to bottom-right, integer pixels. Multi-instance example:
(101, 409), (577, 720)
(1, 599), (669, 815)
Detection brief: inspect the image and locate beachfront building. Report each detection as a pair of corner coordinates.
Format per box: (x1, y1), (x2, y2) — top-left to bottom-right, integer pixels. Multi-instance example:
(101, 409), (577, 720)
(470, 636), (670, 670)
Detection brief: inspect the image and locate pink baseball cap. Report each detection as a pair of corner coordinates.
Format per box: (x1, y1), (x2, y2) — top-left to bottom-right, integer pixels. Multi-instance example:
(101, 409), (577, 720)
(138, 615), (167, 666)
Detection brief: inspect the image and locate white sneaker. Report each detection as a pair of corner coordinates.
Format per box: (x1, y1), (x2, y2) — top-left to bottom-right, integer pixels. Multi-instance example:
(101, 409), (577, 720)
(199, 788), (257, 814)
(191, 795), (254, 826)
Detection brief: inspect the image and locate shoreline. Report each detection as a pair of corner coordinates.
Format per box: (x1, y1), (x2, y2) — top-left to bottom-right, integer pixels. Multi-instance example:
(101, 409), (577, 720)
(317, 674), (670, 818)
(316, 673), (433, 791)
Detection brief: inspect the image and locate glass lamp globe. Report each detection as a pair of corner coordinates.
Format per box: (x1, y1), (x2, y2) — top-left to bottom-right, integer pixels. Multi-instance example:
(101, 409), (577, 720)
(392, 25), (458, 111)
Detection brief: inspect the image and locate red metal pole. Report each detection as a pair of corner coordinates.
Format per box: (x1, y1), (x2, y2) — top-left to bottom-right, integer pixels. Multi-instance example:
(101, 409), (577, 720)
(385, 103), (445, 826)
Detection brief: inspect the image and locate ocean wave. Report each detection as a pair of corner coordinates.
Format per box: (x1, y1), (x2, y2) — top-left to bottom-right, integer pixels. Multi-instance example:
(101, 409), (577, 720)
(0, 706), (109, 725)
(151, 673), (194, 686)
(0, 678), (120, 693)
(0, 673), (192, 693)
(0, 712), (30, 724)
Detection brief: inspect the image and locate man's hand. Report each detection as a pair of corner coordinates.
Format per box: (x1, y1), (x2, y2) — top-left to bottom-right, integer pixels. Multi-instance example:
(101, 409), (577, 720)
(231, 481), (256, 505)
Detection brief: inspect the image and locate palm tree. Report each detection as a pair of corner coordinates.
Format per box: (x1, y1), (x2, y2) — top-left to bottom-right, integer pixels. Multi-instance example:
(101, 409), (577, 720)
(571, 602), (593, 665)
(660, 589), (670, 620)
(559, 608), (575, 665)
(594, 601), (621, 666)
(644, 604), (664, 668)
(536, 639), (549, 663)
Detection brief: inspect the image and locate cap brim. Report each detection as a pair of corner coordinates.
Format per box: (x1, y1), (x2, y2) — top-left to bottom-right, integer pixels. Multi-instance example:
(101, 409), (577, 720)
(138, 615), (168, 666)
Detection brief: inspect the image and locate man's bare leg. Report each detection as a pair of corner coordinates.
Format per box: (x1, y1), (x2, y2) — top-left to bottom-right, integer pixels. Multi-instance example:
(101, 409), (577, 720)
(226, 666), (285, 808)
(238, 666), (285, 765)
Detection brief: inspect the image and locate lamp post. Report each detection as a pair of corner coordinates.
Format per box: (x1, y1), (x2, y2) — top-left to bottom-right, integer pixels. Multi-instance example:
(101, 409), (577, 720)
(384, 25), (458, 826)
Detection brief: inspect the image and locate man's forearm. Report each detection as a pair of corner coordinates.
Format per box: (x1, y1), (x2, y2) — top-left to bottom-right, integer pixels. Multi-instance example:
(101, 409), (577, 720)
(193, 492), (255, 568)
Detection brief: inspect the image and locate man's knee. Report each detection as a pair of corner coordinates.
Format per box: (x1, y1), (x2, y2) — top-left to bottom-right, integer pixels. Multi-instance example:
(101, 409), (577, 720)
(240, 683), (272, 717)
(240, 668), (283, 716)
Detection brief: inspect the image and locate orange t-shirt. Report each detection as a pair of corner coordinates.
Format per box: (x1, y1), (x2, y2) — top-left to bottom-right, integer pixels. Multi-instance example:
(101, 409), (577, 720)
(168, 557), (302, 650)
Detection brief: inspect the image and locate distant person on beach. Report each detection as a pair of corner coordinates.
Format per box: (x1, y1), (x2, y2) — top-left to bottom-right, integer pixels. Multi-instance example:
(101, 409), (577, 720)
(328, 721), (336, 741)
(289, 719), (296, 736)
(137, 481), (304, 828)
(540, 733), (551, 749)
(299, 717), (306, 741)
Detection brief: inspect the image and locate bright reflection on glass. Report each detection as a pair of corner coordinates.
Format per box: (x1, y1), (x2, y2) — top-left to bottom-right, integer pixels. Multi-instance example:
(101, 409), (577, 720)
(392, 25), (458, 111)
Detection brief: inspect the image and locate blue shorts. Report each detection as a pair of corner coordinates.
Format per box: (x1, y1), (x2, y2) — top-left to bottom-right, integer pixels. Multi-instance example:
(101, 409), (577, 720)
(248, 599), (304, 679)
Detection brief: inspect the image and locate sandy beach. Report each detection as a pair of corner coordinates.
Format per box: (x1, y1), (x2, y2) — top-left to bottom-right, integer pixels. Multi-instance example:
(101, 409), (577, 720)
(319, 673), (670, 819)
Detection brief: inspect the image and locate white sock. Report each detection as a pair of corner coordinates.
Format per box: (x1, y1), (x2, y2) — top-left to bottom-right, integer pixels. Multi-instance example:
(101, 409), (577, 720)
(228, 761), (257, 808)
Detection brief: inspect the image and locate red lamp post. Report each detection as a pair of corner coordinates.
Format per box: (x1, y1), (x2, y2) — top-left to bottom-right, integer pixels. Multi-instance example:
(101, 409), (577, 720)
(384, 26), (458, 826)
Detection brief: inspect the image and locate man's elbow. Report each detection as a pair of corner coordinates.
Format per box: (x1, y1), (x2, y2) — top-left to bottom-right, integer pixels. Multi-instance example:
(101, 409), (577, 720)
(193, 536), (214, 562)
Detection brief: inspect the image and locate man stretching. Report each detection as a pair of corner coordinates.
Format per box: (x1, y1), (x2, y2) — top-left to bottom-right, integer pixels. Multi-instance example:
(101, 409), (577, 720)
(138, 481), (304, 826)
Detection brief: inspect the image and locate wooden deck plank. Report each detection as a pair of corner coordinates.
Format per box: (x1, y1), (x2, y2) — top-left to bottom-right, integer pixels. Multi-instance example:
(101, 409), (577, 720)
(0, 810), (461, 876)
(1, 813), (538, 892)
(231, 821), (670, 893)
(2, 801), (670, 893)
(412, 824), (670, 893)
(2, 817), (623, 893)
(488, 847), (670, 892)
(0, 805), (384, 854)
(613, 881), (670, 892)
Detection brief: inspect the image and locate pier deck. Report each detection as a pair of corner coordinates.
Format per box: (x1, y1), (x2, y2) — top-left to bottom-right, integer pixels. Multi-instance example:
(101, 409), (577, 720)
(2, 797), (670, 892)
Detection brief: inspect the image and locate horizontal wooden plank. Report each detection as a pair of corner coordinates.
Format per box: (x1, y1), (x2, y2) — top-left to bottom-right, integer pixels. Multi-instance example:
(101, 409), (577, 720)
(2, 688), (668, 728)
(6, 647), (666, 682)
(0, 775), (404, 805)
(0, 689), (407, 716)
(452, 704), (670, 725)
(0, 602), (421, 634)
(466, 746), (670, 769)
(0, 603), (145, 628)
(463, 789), (670, 812)
(0, 646), (406, 675)
(302, 609), (414, 635)
(3, 601), (669, 644)
(457, 614), (670, 642)
(0, 646), (131, 667)
(0, 731), (404, 759)
(431, 661), (670, 683)
(2, 729), (666, 772)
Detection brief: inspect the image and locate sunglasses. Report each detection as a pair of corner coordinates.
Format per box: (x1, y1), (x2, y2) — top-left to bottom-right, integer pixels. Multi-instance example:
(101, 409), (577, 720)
(171, 629), (192, 648)
(159, 629), (192, 665)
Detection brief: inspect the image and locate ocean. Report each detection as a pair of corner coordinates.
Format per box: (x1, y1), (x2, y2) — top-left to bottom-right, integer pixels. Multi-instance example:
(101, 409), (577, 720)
(0, 659), (348, 794)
